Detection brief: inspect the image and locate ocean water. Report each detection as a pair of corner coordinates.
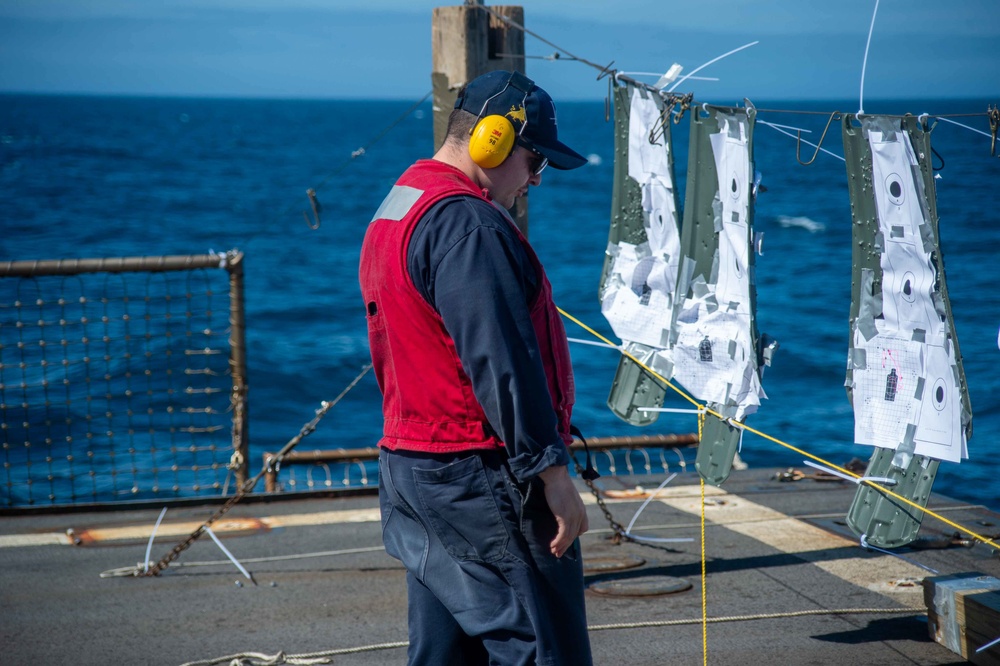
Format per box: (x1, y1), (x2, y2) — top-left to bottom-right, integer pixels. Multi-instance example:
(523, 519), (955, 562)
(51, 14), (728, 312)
(2, 94), (998, 511)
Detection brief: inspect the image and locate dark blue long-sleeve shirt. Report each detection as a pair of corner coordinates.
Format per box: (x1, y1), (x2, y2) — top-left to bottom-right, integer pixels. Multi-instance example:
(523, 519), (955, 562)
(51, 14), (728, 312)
(406, 195), (571, 481)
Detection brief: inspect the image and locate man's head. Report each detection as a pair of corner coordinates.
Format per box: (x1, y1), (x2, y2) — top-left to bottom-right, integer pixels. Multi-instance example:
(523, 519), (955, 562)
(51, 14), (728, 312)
(451, 70), (587, 172)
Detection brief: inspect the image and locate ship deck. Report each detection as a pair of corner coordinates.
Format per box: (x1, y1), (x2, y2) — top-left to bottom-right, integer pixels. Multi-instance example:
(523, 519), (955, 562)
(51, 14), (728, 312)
(2, 466), (997, 665)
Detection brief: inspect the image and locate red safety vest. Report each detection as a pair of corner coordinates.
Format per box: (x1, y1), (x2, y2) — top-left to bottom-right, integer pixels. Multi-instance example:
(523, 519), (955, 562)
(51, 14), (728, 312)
(359, 159), (575, 453)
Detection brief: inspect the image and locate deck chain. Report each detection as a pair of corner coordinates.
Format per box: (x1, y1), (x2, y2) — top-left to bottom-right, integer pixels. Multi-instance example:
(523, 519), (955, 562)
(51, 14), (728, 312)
(573, 459), (682, 554)
(137, 364), (373, 577)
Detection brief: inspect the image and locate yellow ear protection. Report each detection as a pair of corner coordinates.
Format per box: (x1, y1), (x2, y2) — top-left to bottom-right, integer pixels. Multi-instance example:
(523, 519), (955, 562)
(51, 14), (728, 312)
(467, 72), (534, 169)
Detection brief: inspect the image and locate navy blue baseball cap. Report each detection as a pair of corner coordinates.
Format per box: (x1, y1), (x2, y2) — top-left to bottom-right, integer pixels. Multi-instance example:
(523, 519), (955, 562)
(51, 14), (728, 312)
(455, 70), (588, 170)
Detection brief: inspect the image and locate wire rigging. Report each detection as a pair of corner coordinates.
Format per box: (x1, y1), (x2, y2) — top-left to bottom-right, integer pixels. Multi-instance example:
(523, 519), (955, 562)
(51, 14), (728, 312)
(286, 3), (996, 232)
(557, 307), (1000, 553)
(666, 41), (759, 93)
(859, 0), (881, 114)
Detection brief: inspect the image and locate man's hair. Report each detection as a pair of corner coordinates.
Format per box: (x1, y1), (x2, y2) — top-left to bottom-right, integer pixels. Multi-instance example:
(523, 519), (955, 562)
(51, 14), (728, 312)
(445, 108), (478, 146)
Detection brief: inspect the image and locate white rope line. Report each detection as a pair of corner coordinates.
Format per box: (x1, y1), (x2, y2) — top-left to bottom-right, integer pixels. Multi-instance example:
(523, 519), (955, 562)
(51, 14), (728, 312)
(100, 545), (387, 578)
(617, 70), (719, 83)
(587, 502), (987, 537)
(802, 460), (897, 487)
(764, 121), (812, 133)
(179, 608), (919, 664)
(204, 526), (255, 583)
(759, 119), (846, 162)
(179, 642), (410, 666)
(935, 115), (994, 139)
(143, 507), (167, 573)
(667, 41), (759, 92)
(858, 0), (880, 114)
(638, 407), (704, 415)
(977, 634), (1000, 654)
(724, 417), (746, 431)
(567, 336), (620, 350)
(623, 473), (695, 544)
(174, 545), (386, 568)
(860, 533), (941, 575)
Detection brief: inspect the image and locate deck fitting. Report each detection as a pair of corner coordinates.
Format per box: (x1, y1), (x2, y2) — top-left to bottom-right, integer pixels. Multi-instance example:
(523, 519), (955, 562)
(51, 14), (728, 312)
(588, 575), (692, 597)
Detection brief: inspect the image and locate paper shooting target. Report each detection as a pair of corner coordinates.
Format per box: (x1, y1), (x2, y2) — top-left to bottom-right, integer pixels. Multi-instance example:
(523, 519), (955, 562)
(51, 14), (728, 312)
(855, 125), (968, 463)
(884, 368), (898, 402)
(629, 256), (656, 300)
(729, 169), (742, 202)
(699, 336), (713, 362)
(711, 130), (751, 316)
(884, 172), (905, 206)
(899, 271), (917, 303)
(912, 354), (963, 462)
(930, 376), (949, 413)
(882, 252), (936, 334)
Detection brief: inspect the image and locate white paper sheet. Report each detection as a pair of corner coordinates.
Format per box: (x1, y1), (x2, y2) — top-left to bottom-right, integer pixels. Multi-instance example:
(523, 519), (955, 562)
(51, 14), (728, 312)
(605, 107), (763, 420)
(628, 89), (671, 181)
(881, 242), (938, 335)
(672, 310), (741, 407)
(853, 331), (921, 449)
(602, 90), (683, 353)
(672, 299), (760, 419)
(857, 127), (967, 462)
(710, 119), (751, 314)
(869, 130), (941, 337)
(663, 116), (761, 418)
(601, 245), (673, 348)
(628, 88), (681, 267)
(912, 335), (965, 462)
(643, 177), (680, 267)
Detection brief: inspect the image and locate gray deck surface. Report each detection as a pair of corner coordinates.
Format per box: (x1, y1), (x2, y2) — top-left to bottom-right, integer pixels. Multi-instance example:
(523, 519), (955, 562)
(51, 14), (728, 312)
(2, 466), (997, 665)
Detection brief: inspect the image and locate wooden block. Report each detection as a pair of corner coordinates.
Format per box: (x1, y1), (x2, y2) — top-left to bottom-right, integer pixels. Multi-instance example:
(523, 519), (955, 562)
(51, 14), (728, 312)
(966, 590), (1000, 666)
(923, 572), (1000, 664)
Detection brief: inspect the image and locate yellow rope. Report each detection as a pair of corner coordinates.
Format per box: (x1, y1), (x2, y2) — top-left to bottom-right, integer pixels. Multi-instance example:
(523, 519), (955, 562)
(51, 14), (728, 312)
(559, 308), (703, 410)
(557, 307), (1000, 551)
(586, 606), (918, 632)
(699, 418), (708, 665)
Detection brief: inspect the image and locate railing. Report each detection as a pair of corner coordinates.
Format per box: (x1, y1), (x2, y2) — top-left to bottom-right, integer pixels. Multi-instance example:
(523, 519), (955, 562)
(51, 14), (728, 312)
(262, 433), (701, 494)
(0, 250), (704, 508)
(0, 251), (248, 508)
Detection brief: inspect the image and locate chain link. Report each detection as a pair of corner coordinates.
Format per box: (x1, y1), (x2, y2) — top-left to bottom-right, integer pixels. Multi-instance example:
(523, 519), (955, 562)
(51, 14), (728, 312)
(137, 364), (373, 577)
(572, 457), (687, 554)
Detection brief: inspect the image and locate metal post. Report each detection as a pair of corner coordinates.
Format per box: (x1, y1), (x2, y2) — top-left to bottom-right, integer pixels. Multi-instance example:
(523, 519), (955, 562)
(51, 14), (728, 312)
(226, 250), (250, 488)
(431, 2), (529, 235)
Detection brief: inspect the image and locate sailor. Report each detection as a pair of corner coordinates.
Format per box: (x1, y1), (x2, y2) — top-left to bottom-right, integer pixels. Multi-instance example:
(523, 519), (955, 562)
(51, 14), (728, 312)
(359, 70), (593, 665)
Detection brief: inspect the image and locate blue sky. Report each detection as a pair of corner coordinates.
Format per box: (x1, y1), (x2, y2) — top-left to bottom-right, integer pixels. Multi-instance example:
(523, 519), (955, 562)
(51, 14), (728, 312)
(1, 0), (996, 101)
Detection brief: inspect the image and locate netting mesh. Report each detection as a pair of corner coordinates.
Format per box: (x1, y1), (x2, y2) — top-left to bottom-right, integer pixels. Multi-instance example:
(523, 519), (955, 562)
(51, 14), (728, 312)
(0, 257), (242, 507)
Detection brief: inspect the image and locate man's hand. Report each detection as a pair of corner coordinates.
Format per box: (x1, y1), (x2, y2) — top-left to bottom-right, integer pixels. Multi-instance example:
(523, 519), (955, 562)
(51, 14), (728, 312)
(537, 464), (589, 558)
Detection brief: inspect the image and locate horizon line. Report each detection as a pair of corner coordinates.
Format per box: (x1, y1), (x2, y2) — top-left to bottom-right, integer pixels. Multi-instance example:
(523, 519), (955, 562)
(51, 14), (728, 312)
(1, 89), (995, 105)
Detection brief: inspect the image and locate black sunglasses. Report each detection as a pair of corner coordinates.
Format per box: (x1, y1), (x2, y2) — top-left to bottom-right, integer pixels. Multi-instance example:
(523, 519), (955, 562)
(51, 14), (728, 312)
(523, 145), (548, 176)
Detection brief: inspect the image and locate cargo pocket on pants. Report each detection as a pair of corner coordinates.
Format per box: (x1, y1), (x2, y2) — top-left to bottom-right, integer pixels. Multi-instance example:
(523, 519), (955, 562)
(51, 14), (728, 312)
(378, 454), (428, 575)
(412, 455), (509, 563)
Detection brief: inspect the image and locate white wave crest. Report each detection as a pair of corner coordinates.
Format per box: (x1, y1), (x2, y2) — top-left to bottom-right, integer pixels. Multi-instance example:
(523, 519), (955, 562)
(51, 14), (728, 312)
(776, 215), (825, 233)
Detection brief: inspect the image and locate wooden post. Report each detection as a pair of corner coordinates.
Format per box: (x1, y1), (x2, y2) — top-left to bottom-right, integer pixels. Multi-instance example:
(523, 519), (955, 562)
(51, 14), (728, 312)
(431, 2), (529, 235)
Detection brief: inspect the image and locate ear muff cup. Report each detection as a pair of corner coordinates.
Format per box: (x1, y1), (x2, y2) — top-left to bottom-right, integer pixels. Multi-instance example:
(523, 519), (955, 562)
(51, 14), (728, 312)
(469, 114), (516, 169)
